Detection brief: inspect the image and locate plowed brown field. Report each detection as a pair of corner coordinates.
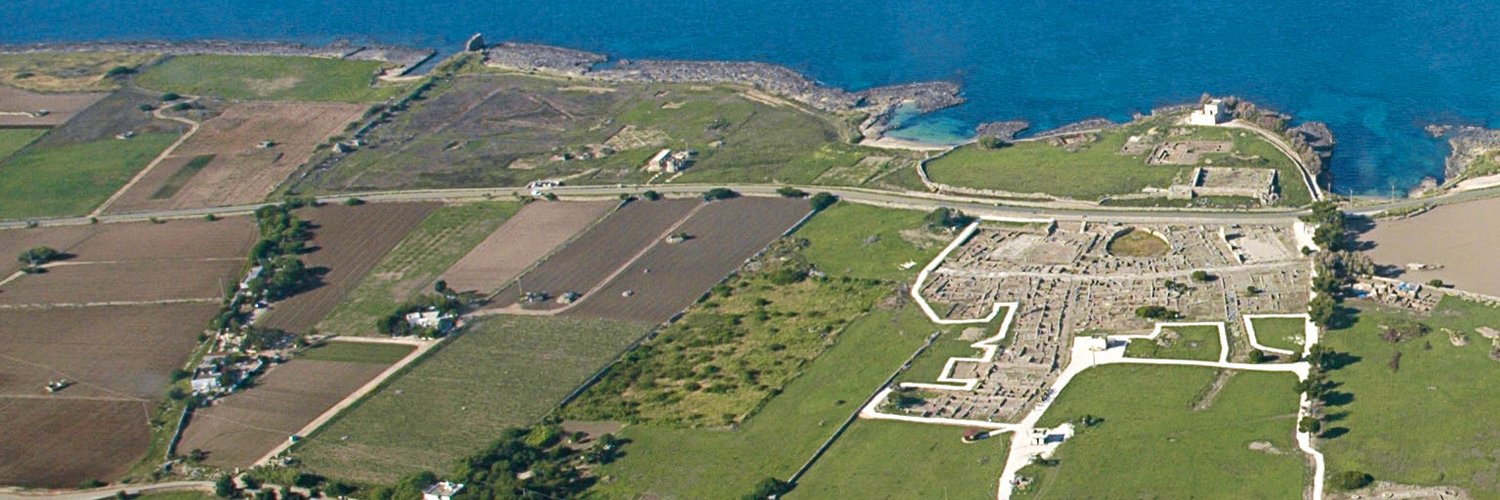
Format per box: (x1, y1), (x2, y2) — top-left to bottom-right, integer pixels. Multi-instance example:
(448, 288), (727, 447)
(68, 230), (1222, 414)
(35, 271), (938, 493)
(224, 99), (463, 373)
(177, 357), (399, 468)
(492, 198), (700, 310)
(441, 200), (614, 294)
(258, 203), (438, 333)
(107, 102), (366, 213)
(0, 86), (106, 127)
(567, 197), (809, 323)
(0, 398), (150, 488)
(0, 258), (240, 305)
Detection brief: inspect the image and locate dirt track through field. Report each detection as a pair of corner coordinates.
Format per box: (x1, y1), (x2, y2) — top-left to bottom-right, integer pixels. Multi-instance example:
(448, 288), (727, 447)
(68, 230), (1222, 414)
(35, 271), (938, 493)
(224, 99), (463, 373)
(258, 202), (438, 333)
(441, 200), (614, 294)
(567, 197), (811, 323)
(489, 198), (700, 311)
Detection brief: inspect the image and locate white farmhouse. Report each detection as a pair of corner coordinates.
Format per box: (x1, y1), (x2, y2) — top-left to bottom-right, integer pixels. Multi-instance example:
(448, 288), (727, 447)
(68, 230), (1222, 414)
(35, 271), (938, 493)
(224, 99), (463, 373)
(422, 482), (464, 500)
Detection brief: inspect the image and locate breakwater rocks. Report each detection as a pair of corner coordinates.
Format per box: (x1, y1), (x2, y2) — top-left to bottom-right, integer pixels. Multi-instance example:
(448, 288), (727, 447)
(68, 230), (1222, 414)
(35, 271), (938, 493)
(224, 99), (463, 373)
(481, 42), (963, 116)
(1435, 125), (1500, 179)
(976, 120), (1030, 142)
(0, 39), (435, 74)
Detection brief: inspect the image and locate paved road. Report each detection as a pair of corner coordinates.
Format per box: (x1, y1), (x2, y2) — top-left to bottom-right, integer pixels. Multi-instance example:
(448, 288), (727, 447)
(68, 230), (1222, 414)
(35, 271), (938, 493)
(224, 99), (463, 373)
(8, 178), (1500, 230)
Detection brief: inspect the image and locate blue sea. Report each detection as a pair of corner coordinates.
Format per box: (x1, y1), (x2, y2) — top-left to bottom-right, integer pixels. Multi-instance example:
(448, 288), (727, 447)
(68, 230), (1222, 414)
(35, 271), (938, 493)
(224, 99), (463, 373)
(8, 0), (1500, 195)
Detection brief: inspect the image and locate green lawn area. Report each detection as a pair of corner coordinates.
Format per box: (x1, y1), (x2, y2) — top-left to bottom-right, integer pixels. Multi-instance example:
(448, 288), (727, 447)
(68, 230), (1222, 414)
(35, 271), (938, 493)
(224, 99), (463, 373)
(563, 261), (891, 427)
(1319, 298), (1500, 496)
(587, 304), (942, 498)
(1018, 365), (1305, 499)
(899, 326), (986, 385)
(0, 131), (177, 219)
(1124, 325), (1223, 361)
(0, 129), (44, 161)
(791, 420), (1008, 499)
(925, 129), (1189, 201)
(291, 315), (648, 484)
(924, 120), (1312, 206)
(136, 55), (405, 102)
(297, 341), (414, 364)
(794, 202), (949, 282)
(314, 201), (520, 337)
(1250, 317), (1307, 352)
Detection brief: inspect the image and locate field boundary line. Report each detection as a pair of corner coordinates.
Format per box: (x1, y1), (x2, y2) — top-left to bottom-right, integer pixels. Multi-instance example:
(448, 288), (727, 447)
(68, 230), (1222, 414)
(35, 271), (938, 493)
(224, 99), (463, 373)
(477, 199), (627, 306)
(251, 337), (436, 467)
(91, 99), (203, 217)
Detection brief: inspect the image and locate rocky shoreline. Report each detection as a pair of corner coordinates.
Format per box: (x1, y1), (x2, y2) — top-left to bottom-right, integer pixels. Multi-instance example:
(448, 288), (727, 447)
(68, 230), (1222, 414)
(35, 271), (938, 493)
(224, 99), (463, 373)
(0, 39), (435, 75)
(480, 41), (963, 138)
(1426, 125), (1500, 181)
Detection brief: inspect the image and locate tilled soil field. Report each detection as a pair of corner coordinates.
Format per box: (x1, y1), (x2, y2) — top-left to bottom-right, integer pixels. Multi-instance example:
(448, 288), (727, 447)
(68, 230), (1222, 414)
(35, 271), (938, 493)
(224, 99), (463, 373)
(0, 303), (219, 398)
(1364, 196), (1500, 297)
(441, 200), (614, 294)
(492, 198), (700, 310)
(567, 197), (810, 323)
(258, 202), (439, 333)
(0, 258), (240, 305)
(0, 86), (107, 127)
(107, 102), (368, 213)
(0, 398), (150, 488)
(0, 216), (258, 487)
(0, 224), (95, 276)
(176, 357), (398, 468)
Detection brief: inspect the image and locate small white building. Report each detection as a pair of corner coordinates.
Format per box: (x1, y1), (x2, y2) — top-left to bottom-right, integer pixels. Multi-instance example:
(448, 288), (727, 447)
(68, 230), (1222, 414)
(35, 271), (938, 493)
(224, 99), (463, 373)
(405, 309), (457, 332)
(644, 148), (691, 173)
(422, 482), (464, 500)
(1188, 99), (1231, 126)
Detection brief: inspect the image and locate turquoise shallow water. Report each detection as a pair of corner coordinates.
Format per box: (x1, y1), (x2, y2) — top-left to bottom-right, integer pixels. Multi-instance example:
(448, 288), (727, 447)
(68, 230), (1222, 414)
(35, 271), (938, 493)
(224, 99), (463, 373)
(7, 0), (1498, 194)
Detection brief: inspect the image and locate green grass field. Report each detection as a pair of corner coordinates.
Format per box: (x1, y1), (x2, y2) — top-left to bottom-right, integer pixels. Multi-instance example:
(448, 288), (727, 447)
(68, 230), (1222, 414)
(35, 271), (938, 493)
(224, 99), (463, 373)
(314, 201), (520, 337)
(587, 304), (942, 498)
(791, 420), (1008, 499)
(1018, 365), (1305, 498)
(925, 128), (1189, 201)
(1320, 298), (1500, 496)
(1250, 317), (1306, 352)
(924, 120), (1312, 205)
(564, 263), (891, 427)
(0, 129), (44, 162)
(297, 341), (414, 364)
(0, 131), (177, 219)
(794, 202), (949, 282)
(292, 315), (647, 484)
(1124, 325), (1223, 361)
(136, 55), (404, 102)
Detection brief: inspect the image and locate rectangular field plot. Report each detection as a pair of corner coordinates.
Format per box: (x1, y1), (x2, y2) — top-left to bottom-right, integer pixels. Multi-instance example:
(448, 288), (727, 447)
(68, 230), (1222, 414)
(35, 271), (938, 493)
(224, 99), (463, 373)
(314, 202), (520, 337)
(176, 343), (412, 469)
(0, 86), (106, 127)
(107, 102), (368, 213)
(566, 196), (811, 323)
(258, 202), (439, 333)
(0, 259), (240, 305)
(580, 305), (937, 498)
(794, 201), (950, 283)
(0, 131), (179, 219)
(440, 200), (614, 295)
(0, 398), (150, 488)
(1018, 365), (1305, 499)
(0, 303), (220, 398)
(291, 315), (648, 484)
(0, 224), (95, 276)
(1249, 317), (1306, 352)
(791, 420), (1008, 499)
(1123, 325), (1223, 361)
(494, 198), (699, 311)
